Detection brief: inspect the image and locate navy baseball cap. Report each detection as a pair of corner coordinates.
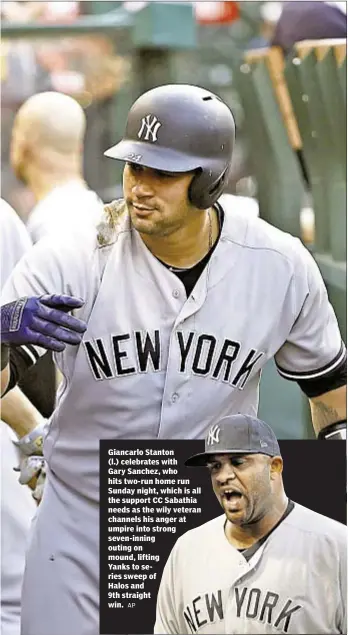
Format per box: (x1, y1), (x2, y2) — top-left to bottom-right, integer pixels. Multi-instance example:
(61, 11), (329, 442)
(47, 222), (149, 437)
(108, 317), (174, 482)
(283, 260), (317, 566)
(185, 414), (281, 467)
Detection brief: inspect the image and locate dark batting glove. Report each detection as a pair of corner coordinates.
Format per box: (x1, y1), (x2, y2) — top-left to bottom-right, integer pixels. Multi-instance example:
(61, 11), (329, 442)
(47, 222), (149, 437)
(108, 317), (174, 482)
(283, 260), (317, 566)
(1, 294), (87, 352)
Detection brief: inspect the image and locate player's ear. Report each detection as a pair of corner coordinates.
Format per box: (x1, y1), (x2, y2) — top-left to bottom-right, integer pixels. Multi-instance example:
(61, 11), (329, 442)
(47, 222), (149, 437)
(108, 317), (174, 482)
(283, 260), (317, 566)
(15, 133), (30, 163)
(269, 456), (283, 478)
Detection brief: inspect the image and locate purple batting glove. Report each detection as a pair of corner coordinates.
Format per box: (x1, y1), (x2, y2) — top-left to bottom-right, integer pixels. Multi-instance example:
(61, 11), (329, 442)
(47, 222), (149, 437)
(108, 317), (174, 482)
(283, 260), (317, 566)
(1, 294), (87, 352)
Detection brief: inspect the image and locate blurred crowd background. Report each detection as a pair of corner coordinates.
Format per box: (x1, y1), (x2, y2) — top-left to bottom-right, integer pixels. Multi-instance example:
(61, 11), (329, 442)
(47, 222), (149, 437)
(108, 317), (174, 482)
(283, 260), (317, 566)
(2, 1), (345, 217)
(2, 0), (265, 217)
(1, 0), (347, 436)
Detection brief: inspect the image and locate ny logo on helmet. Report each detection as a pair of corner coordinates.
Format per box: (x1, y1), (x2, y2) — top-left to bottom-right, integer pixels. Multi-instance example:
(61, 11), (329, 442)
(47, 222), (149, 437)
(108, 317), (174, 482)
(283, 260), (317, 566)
(138, 114), (162, 143)
(207, 424), (221, 446)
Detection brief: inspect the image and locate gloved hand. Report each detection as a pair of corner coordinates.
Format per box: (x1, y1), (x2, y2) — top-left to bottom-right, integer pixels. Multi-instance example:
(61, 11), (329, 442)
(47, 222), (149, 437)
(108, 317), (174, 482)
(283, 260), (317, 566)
(1, 294), (87, 352)
(14, 455), (47, 503)
(13, 419), (48, 503)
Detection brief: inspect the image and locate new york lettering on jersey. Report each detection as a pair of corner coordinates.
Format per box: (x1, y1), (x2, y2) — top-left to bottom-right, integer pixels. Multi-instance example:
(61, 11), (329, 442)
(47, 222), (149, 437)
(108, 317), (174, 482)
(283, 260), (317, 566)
(83, 329), (263, 389)
(183, 586), (302, 633)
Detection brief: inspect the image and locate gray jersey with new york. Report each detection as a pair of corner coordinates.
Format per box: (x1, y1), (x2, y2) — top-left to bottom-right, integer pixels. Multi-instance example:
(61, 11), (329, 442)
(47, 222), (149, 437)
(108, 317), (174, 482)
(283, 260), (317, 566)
(1, 199), (343, 503)
(154, 503), (347, 634)
(2, 199), (344, 635)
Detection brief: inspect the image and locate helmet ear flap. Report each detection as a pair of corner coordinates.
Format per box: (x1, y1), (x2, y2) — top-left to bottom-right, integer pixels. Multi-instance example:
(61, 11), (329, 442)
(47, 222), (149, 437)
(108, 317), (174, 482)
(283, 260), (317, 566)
(189, 167), (229, 209)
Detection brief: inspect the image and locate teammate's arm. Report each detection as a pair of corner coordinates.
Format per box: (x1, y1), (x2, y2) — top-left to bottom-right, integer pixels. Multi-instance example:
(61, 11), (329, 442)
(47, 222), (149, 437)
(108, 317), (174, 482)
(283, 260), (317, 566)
(1, 234), (89, 398)
(274, 242), (346, 439)
(1, 385), (48, 497)
(1, 297), (86, 402)
(1, 363), (9, 395)
(1, 384), (46, 438)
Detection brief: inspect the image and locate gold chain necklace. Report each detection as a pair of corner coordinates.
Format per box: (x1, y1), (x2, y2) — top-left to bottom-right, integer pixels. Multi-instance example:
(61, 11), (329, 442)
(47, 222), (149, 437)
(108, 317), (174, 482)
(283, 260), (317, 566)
(208, 208), (213, 250)
(168, 209), (214, 272)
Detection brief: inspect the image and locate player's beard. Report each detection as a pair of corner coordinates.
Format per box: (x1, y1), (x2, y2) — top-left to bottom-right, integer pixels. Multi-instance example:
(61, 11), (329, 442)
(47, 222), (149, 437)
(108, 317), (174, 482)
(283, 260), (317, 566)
(221, 492), (251, 525)
(220, 477), (273, 527)
(127, 200), (187, 238)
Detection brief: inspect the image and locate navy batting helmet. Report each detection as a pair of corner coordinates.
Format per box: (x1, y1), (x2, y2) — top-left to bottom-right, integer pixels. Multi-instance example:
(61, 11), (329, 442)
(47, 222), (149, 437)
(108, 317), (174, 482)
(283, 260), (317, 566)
(104, 84), (236, 209)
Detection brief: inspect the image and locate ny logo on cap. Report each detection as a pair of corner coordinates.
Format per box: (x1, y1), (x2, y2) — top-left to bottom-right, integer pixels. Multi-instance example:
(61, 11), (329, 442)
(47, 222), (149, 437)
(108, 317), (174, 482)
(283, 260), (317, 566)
(138, 114), (162, 142)
(207, 424), (221, 446)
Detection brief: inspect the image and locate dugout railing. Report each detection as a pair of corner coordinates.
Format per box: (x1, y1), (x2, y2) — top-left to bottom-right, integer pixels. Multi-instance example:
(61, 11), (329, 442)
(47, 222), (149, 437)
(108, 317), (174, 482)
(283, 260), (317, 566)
(285, 40), (347, 345)
(233, 39), (347, 438)
(234, 39), (346, 340)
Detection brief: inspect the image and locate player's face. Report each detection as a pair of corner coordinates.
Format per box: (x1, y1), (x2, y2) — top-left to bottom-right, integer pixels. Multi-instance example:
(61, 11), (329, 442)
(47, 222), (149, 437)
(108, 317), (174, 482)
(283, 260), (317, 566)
(123, 163), (197, 236)
(208, 453), (275, 527)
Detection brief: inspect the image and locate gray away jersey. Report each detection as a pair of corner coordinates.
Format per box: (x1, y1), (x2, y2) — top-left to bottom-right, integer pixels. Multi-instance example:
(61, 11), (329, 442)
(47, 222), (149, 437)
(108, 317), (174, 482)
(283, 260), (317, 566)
(0, 198), (32, 285)
(1, 199), (344, 635)
(0, 199), (37, 635)
(154, 503), (347, 634)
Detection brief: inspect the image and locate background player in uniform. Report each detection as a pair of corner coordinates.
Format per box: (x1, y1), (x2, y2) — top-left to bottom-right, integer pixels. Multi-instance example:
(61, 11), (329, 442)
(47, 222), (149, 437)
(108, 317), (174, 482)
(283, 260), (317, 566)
(0, 84), (346, 635)
(155, 414), (347, 634)
(6, 90), (104, 495)
(3, 87), (101, 455)
(10, 91), (103, 243)
(0, 199), (47, 635)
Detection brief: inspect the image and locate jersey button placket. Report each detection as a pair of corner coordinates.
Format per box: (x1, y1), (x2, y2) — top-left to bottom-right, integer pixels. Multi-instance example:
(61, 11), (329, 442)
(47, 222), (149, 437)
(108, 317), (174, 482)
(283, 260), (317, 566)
(169, 292), (183, 407)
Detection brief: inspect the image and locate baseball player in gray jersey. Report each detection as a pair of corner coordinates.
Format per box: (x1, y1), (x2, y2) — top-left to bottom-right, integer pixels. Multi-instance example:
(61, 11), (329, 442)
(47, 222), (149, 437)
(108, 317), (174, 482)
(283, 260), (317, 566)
(0, 84), (346, 635)
(155, 414), (347, 635)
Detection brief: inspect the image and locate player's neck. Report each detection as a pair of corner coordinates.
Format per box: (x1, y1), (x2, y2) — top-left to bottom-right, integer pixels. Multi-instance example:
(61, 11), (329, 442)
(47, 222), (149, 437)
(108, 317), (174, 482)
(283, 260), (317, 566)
(224, 494), (289, 549)
(140, 207), (219, 268)
(26, 159), (85, 202)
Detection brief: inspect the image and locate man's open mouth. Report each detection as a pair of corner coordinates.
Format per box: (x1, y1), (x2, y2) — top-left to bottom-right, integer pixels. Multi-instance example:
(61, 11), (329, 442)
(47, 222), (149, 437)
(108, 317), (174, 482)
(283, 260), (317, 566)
(222, 490), (243, 501)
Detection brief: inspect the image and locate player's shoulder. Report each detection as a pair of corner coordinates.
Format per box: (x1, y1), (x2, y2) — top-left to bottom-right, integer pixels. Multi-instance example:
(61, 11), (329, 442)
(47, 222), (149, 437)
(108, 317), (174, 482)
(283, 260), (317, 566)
(0, 198), (27, 232)
(219, 197), (308, 270)
(27, 199), (129, 260)
(28, 186), (105, 240)
(173, 514), (226, 553)
(29, 221), (98, 259)
(0, 198), (32, 250)
(7, 216), (104, 297)
(0, 198), (17, 220)
(97, 198), (131, 245)
(286, 502), (347, 544)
